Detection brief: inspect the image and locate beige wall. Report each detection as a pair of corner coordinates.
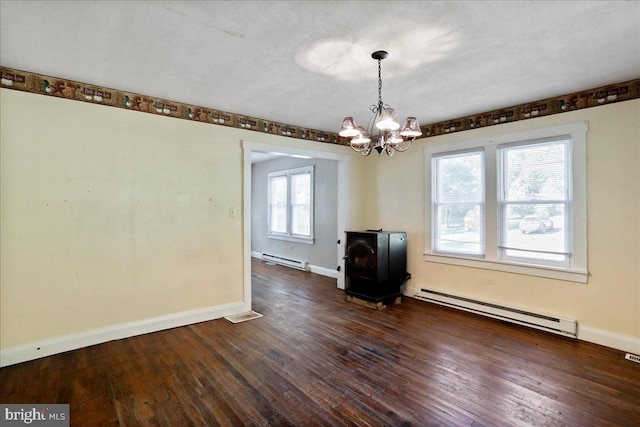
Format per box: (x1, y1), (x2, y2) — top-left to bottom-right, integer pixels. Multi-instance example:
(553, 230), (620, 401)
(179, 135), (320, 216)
(2, 87), (637, 355)
(376, 99), (640, 345)
(0, 89), (369, 351)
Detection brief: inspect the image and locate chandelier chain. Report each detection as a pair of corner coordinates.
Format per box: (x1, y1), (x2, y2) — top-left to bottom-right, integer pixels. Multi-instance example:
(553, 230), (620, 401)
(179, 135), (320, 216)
(377, 58), (383, 110)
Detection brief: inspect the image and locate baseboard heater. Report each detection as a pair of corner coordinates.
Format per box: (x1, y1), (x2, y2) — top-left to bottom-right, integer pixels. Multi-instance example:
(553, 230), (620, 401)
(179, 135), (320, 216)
(262, 253), (309, 271)
(414, 288), (578, 338)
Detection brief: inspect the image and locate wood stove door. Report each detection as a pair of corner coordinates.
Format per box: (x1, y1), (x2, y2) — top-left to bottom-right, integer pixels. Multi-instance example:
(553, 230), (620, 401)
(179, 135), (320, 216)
(345, 240), (376, 280)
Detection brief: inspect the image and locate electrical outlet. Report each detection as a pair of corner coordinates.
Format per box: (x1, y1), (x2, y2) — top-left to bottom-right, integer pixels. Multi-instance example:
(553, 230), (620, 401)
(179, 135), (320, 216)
(228, 208), (235, 219)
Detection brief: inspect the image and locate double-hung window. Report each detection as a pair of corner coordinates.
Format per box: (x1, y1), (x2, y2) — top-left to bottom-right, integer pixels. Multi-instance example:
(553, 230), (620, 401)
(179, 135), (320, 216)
(268, 166), (314, 243)
(425, 122), (588, 282)
(432, 149), (485, 256)
(498, 138), (571, 268)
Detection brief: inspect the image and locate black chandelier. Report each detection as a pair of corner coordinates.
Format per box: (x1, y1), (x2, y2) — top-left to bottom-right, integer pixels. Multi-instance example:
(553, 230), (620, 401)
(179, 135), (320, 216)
(339, 51), (422, 156)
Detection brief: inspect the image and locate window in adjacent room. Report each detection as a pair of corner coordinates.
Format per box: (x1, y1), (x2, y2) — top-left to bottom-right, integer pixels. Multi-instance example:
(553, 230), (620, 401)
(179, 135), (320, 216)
(268, 166), (314, 243)
(424, 122), (588, 282)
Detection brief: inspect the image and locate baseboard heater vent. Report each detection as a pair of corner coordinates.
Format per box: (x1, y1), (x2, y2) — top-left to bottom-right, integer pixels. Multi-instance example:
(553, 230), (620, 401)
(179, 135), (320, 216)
(262, 253), (309, 271)
(625, 353), (640, 364)
(414, 288), (578, 338)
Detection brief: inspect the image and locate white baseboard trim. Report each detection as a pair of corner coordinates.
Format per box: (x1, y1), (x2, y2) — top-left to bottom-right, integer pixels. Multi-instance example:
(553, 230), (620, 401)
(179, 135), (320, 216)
(578, 326), (640, 354)
(0, 300), (248, 367)
(403, 284), (639, 353)
(309, 264), (339, 279)
(403, 284), (420, 297)
(252, 251), (338, 279)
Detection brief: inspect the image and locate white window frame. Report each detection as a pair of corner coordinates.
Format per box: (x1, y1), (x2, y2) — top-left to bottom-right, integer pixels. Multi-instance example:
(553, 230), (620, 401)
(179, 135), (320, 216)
(268, 165), (314, 244)
(497, 137), (572, 269)
(432, 148), (486, 257)
(424, 122), (588, 283)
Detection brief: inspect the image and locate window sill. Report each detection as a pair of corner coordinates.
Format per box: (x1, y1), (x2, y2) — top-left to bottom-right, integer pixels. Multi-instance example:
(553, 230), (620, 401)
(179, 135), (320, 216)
(423, 252), (588, 283)
(269, 234), (315, 245)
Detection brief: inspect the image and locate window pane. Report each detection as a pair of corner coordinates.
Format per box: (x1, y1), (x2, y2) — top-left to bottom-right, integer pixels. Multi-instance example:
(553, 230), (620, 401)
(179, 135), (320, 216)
(291, 173), (310, 204)
(291, 205), (310, 236)
(433, 151), (484, 255)
(271, 176), (287, 205)
(435, 152), (483, 203)
(434, 204), (483, 255)
(270, 206), (287, 233)
(502, 204), (567, 262)
(269, 175), (288, 234)
(291, 172), (311, 236)
(503, 141), (567, 202)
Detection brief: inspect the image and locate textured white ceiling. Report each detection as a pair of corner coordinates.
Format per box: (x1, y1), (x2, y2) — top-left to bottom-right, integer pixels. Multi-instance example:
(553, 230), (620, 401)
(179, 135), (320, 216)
(1, 1), (639, 134)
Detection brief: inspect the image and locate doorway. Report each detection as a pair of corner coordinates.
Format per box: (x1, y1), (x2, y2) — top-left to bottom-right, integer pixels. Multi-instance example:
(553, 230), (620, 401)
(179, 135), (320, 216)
(242, 141), (350, 312)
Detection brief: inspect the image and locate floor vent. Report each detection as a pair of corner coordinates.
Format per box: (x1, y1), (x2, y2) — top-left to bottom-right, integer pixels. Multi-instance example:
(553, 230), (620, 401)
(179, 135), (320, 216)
(224, 311), (263, 324)
(262, 253), (309, 271)
(625, 353), (640, 364)
(414, 288), (578, 338)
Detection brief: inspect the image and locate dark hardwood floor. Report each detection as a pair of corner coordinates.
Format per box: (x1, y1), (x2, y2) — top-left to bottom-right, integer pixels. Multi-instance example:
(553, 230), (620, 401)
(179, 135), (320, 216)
(1, 259), (639, 426)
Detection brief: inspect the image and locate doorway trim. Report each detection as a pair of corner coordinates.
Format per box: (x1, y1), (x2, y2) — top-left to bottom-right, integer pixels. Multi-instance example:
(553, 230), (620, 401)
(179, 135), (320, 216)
(242, 141), (351, 310)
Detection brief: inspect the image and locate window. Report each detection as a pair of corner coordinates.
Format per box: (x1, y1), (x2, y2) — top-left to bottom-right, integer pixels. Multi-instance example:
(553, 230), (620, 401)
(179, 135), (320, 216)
(498, 139), (570, 268)
(268, 166), (314, 243)
(425, 122), (588, 282)
(432, 150), (485, 256)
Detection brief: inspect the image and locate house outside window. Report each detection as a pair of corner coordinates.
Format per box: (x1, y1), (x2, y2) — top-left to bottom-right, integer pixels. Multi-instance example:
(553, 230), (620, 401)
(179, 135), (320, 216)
(425, 122), (588, 282)
(268, 166), (314, 244)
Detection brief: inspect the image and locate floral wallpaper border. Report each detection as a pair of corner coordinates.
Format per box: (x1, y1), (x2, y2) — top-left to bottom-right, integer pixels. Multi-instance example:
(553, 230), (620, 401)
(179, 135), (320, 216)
(1, 66), (638, 145)
(0, 66), (342, 145)
(421, 78), (640, 138)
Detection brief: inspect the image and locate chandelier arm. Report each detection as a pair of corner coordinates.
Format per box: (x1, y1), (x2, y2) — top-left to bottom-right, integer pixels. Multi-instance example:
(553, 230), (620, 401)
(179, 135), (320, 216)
(393, 138), (414, 152)
(350, 144), (369, 153)
(385, 145), (395, 157)
(367, 110), (377, 135)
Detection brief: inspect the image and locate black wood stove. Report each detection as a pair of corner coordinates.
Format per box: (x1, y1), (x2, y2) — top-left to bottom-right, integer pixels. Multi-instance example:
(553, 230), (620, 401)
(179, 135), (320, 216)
(344, 230), (410, 304)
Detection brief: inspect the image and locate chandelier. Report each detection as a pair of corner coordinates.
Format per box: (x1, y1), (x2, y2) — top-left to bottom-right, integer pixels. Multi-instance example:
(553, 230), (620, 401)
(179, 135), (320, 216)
(339, 50), (422, 156)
